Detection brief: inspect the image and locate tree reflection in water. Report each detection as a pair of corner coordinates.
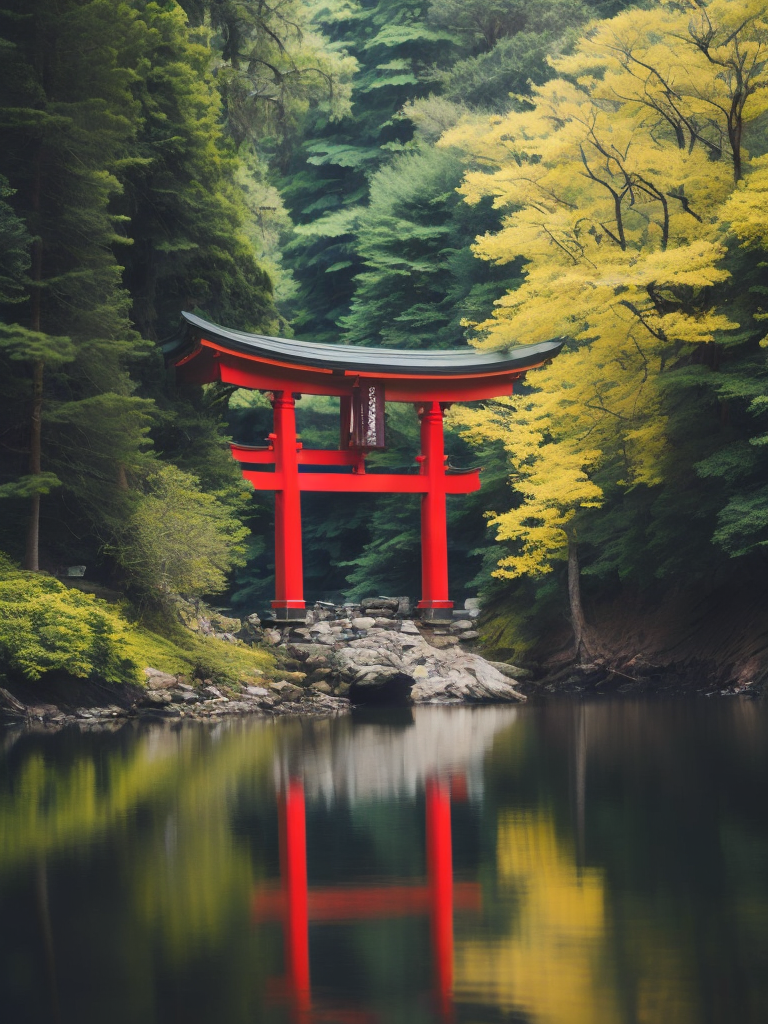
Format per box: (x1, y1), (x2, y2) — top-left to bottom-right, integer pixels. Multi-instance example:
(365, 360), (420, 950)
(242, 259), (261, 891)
(0, 700), (767, 1024)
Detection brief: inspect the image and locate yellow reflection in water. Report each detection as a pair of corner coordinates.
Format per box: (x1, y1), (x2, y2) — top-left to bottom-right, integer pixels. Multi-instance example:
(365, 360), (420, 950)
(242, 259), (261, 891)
(455, 810), (620, 1024)
(455, 809), (702, 1024)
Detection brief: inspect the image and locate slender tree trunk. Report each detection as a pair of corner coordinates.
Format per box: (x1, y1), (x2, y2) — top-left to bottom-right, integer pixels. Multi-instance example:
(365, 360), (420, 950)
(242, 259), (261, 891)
(729, 97), (743, 182)
(567, 532), (589, 663)
(25, 359), (44, 571)
(25, 142), (43, 572)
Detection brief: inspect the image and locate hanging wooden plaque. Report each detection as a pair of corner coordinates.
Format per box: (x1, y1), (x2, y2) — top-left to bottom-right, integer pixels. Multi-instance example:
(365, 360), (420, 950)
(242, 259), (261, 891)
(343, 382), (386, 450)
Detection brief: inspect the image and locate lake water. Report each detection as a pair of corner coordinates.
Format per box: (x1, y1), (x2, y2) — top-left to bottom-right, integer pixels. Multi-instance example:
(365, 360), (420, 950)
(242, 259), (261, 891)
(1, 699), (767, 1024)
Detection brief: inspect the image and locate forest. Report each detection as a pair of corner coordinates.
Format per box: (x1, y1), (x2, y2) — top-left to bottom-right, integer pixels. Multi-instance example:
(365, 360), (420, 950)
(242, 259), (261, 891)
(2, 0), (768, 684)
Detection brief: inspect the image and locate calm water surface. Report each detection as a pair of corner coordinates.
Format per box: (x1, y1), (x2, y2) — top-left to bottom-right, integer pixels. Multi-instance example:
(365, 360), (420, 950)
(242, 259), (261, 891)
(1, 699), (767, 1024)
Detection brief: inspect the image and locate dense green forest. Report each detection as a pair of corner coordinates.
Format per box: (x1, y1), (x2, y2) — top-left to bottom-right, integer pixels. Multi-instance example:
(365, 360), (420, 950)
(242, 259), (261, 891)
(2, 0), (768, 679)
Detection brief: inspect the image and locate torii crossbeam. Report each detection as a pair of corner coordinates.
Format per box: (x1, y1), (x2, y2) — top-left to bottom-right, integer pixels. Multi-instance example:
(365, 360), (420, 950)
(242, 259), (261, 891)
(165, 312), (563, 620)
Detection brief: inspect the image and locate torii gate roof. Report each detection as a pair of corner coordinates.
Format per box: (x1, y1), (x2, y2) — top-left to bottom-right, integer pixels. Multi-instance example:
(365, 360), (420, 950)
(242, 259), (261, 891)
(165, 311), (564, 402)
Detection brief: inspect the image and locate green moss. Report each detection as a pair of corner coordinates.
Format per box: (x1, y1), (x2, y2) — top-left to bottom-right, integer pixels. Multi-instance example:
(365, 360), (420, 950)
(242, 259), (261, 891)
(480, 604), (539, 661)
(0, 554), (275, 687)
(122, 624), (275, 686)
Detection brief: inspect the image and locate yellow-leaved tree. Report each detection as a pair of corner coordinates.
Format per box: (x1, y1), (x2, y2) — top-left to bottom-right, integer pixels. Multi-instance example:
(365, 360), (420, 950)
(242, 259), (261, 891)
(441, 0), (768, 659)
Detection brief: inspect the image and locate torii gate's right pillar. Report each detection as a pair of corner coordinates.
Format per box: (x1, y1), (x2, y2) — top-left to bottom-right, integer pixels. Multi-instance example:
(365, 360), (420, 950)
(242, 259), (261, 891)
(417, 402), (453, 619)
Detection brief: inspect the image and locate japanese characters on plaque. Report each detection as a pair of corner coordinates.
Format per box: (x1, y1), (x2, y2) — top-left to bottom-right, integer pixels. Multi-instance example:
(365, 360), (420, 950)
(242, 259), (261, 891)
(342, 382), (386, 450)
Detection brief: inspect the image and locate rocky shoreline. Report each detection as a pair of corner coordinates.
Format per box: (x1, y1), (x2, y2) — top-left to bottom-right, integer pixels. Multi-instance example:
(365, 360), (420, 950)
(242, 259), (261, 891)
(7, 591), (750, 733)
(272, 598), (526, 706)
(0, 597), (528, 729)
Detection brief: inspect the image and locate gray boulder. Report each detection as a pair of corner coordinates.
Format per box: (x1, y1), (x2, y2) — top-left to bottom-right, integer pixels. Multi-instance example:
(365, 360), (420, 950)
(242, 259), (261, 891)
(351, 616), (376, 630)
(144, 667), (176, 690)
(361, 597), (399, 612)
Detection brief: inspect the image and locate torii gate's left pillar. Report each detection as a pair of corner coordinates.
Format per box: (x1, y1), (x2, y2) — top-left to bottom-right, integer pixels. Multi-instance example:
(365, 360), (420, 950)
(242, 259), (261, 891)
(271, 392), (305, 618)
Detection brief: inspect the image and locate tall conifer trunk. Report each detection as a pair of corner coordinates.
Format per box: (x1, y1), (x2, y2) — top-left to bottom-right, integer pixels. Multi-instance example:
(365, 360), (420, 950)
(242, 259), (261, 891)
(25, 143), (43, 572)
(25, 359), (44, 571)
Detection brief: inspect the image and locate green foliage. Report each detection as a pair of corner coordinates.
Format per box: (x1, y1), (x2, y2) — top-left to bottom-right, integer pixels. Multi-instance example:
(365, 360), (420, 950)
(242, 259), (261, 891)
(440, 30), (577, 110)
(121, 0), (278, 341)
(0, 555), (140, 684)
(0, 0), (152, 568)
(0, 472), (62, 500)
(428, 0), (581, 49)
(0, 175), (29, 303)
(112, 463), (249, 601)
(430, 0), (590, 110)
(281, 0), (463, 343)
(235, 149), (299, 317)
(178, 0), (357, 153)
(711, 485), (768, 556)
(342, 142), (522, 348)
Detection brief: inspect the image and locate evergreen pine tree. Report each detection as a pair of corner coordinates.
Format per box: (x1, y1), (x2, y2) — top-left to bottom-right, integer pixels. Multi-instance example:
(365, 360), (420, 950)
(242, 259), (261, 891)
(122, 0), (277, 342)
(0, 0), (151, 571)
(281, 0), (460, 343)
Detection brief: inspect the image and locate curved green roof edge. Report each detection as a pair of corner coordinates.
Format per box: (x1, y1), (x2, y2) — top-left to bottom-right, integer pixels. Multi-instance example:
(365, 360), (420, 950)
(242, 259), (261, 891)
(164, 312), (566, 378)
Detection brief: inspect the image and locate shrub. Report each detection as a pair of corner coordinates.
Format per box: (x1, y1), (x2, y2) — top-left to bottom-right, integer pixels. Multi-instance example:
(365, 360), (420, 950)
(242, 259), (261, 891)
(0, 556), (140, 684)
(0, 555), (275, 688)
(112, 464), (249, 602)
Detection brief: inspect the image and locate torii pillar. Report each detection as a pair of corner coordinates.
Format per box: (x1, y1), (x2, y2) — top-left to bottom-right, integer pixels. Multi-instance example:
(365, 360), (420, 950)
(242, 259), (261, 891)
(417, 402), (452, 616)
(270, 393), (304, 617)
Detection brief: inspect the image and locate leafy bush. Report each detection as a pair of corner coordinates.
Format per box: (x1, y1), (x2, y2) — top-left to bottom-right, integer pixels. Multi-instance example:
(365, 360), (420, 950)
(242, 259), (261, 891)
(0, 556), (140, 684)
(112, 464), (250, 602)
(0, 555), (275, 687)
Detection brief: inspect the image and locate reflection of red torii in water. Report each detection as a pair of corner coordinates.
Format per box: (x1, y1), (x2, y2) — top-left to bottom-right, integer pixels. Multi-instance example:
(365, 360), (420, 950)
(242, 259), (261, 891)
(253, 777), (478, 1023)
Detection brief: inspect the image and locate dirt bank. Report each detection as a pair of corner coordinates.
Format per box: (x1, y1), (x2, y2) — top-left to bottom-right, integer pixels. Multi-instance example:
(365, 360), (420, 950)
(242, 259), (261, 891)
(504, 575), (768, 698)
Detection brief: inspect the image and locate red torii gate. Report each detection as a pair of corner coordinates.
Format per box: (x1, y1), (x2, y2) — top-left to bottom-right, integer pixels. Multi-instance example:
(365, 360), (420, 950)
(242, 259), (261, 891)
(165, 313), (563, 620)
(253, 776), (475, 1023)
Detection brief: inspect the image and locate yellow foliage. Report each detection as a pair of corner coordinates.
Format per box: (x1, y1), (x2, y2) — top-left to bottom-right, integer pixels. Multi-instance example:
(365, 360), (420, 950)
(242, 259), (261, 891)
(450, 397), (602, 576)
(454, 810), (622, 1024)
(722, 154), (768, 248)
(442, 0), (768, 579)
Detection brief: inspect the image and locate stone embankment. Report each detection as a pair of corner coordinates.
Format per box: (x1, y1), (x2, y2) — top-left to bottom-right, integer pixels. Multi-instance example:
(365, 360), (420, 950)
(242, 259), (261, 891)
(0, 597), (526, 728)
(265, 597), (526, 706)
